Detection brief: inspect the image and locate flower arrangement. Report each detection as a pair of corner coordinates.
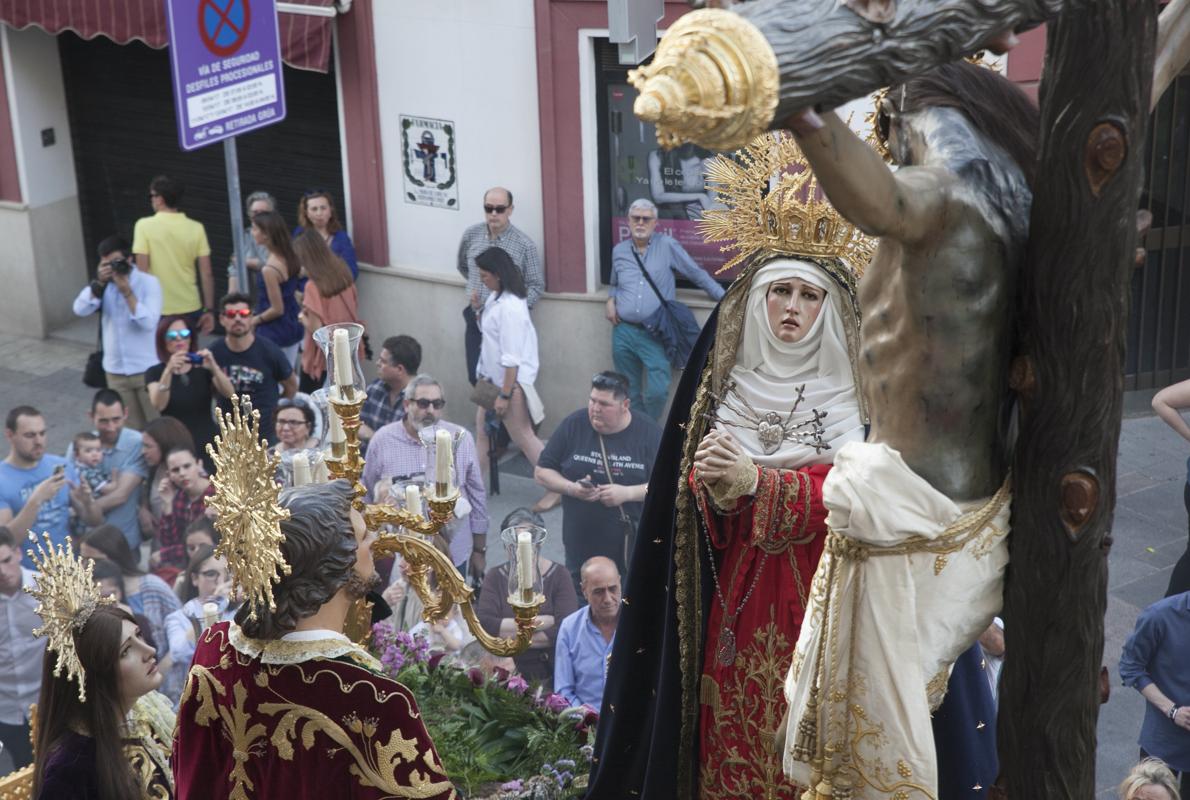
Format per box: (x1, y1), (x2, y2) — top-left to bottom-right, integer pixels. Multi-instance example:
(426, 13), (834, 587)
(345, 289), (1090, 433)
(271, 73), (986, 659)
(370, 621), (595, 799)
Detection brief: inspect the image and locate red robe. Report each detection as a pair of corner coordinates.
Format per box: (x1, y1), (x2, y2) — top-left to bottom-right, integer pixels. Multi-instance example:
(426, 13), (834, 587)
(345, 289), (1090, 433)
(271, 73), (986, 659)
(691, 463), (830, 800)
(173, 621), (456, 800)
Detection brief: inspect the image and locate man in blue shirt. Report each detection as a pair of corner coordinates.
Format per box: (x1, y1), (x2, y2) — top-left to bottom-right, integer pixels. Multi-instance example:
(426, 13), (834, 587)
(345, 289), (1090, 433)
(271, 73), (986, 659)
(555, 556), (621, 708)
(72, 236), (163, 431)
(0, 406), (84, 567)
(1120, 590), (1190, 796)
(68, 390), (148, 552)
(606, 198), (724, 421)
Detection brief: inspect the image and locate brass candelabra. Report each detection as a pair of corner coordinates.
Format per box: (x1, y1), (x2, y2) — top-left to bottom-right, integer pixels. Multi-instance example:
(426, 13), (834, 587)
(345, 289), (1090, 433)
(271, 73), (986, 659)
(320, 352), (545, 657)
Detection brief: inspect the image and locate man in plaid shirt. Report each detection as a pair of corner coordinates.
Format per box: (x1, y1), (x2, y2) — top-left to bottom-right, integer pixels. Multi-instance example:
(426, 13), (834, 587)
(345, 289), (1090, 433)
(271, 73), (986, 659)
(456, 187), (545, 385)
(360, 335), (422, 446)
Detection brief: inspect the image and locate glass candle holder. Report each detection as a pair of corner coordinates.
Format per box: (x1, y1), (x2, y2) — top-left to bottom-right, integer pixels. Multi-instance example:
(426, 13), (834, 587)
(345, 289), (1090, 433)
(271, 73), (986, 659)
(418, 425), (457, 498)
(313, 322), (366, 400)
(501, 524), (546, 606)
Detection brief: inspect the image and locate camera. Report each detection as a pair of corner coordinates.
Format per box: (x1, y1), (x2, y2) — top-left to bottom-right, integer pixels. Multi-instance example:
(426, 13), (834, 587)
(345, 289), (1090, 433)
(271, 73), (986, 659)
(109, 257), (133, 276)
(186, 353), (204, 365)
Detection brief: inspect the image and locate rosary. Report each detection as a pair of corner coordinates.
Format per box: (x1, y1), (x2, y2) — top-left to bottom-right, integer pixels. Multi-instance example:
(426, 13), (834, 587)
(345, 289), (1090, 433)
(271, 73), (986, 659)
(704, 380), (829, 456)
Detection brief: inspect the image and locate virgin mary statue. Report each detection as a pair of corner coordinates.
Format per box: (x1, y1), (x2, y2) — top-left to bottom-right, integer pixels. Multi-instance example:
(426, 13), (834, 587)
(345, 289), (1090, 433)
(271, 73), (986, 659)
(589, 133), (875, 800)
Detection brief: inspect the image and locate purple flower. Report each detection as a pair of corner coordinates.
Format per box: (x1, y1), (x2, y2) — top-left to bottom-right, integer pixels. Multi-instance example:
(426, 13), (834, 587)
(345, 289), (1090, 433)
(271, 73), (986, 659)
(466, 666), (486, 686)
(504, 674), (529, 695)
(427, 651), (446, 671)
(500, 779), (524, 792)
(542, 693), (570, 713)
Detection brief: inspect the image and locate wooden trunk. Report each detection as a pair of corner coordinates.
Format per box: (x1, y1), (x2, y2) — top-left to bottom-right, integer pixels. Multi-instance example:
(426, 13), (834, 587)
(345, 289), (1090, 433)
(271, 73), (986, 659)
(998, 1), (1158, 796)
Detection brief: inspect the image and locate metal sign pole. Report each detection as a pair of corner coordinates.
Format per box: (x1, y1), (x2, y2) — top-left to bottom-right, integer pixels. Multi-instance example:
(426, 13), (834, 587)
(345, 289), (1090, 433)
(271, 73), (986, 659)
(224, 137), (248, 294)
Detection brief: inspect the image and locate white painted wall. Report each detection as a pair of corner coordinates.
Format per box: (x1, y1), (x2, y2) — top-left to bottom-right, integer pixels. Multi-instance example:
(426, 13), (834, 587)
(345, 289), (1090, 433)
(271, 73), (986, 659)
(372, 0), (543, 274)
(2, 26), (78, 209)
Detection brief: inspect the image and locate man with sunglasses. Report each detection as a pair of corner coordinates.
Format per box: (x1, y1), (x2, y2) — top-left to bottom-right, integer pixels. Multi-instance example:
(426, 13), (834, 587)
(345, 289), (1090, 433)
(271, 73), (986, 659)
(72, 235), (163, 430)
(361, 374), (488, 583)
(608, 197), (724, 422)
(209, 293), (298, 443)
(456, 186), (545, 385)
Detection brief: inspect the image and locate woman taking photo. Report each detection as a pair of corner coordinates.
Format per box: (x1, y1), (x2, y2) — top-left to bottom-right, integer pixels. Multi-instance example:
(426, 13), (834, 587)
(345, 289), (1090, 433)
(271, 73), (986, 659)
(138, 417), (197, 540)
(294, 230), (362, 392)
(250, 210), (304, 364)
(79, 525), (180, 660)
(473, 247), (546, 481)
(296, 189), (358, 279)
(28, 535), (174, 799)
(144, 318), (233, 468)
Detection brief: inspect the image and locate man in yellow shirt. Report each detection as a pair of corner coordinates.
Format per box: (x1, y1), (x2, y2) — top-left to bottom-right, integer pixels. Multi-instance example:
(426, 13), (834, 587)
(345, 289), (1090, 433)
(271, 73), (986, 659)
(132, 175), (215, 334)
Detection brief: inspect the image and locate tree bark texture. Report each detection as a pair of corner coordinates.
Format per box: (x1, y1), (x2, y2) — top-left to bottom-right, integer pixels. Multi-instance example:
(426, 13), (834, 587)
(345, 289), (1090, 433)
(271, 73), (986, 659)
(999, 2), (1157, 797)
(737, 0), (1071, 119)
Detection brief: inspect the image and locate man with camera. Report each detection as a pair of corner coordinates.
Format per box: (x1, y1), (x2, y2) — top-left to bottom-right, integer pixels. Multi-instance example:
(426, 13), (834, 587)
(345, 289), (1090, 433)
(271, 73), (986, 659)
(73, 236), (163, 430)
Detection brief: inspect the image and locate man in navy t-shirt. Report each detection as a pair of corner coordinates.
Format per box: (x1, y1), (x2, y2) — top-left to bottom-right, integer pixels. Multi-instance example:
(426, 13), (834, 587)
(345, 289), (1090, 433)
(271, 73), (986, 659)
(210, 293), (297, 443)
(0, 406), (81, 567)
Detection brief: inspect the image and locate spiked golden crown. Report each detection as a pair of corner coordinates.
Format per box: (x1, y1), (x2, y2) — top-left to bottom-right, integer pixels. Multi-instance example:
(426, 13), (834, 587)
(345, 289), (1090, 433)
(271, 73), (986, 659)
(25, 533), (115, 702)
(698, 131), (877, 276)
(205, 396), (291, 621)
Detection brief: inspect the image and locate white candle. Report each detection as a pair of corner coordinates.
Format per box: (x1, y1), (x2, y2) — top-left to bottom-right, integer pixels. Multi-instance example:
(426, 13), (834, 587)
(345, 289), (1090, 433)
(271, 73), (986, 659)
(313, 455), (330, 484)
(516, 530), (534, 594)
(332, 328), (354, 389)
(405, 484), (422, 517)
(291, 452), (311, 486)
(434, 429), (452, 492)
(201, 601), (219, 629)
(328, 409), (346, 444)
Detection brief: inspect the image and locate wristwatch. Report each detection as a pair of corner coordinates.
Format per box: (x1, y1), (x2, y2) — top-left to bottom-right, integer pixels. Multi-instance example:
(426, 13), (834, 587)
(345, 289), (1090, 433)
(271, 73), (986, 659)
(472, 545), (487, 554)
(498, 392), (512, 400)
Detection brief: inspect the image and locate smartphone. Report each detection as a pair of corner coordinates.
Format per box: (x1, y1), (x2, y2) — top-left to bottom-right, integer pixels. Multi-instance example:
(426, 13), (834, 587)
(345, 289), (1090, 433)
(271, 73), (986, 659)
(186, 352), (205, 365)
(52, 464), (65, 478)
(577, 477), (595, 489)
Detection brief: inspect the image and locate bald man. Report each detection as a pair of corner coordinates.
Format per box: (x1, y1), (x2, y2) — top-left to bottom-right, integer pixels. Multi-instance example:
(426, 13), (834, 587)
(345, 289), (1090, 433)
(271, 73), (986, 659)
(456, 186), (545, 385)
(554, 556), (621, 707)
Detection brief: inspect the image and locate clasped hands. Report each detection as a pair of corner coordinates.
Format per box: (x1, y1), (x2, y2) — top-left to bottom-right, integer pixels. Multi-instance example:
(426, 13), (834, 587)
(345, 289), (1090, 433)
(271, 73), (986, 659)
(569, 475), (632, 507)
(694, 429), (757, 499)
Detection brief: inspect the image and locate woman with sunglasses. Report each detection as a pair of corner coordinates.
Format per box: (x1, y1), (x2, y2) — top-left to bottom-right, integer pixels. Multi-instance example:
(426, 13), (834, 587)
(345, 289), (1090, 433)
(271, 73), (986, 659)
(162, 545), (235, 704)
(296, 189), (358, 280)
(250, 210), (305, 365)
(145, 318), (233, 471)
(294, 229), (363, 392)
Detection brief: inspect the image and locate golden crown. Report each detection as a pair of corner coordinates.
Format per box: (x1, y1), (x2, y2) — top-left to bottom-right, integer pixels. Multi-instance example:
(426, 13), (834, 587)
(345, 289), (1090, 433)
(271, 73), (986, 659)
(25, 533), (114, 702)
(698, 131), (877, 276)
(205, 396), (291, 621)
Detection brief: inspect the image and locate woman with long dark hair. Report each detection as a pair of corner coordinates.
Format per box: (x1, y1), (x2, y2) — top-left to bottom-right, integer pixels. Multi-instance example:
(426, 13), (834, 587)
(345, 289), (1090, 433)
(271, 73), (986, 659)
(294, 229), (363, 392)
(250, 210), (304, 364)
(28, 538), (174, 799)
(473, 247), (546, 483)
(296, 189), (358, 280)
(138, 417), (197, 540)
(80, 524), (180, 659)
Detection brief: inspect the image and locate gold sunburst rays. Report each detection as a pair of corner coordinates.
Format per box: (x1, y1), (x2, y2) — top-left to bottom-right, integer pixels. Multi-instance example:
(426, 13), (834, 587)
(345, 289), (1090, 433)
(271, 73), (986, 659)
(206, 396), (291, 622)
(25, 532), (115, 701)
(698, 131), (877, 277)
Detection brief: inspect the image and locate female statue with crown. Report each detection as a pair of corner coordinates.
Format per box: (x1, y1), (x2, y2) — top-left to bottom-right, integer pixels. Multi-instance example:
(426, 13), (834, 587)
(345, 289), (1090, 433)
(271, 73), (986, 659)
(589, 132), (874, 800)
(25, 533), (175, 800)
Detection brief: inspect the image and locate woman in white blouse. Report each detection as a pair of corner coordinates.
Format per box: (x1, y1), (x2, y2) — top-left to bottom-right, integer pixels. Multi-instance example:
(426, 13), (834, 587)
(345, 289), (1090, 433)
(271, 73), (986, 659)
(474, 247), (546, 479)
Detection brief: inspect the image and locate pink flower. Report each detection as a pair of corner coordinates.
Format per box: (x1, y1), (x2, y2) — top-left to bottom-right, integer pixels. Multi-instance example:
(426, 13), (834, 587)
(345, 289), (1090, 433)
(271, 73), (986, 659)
(542, 692), (570, 713)
(505, 674), (529, 695)
(575, 704), (599, 732)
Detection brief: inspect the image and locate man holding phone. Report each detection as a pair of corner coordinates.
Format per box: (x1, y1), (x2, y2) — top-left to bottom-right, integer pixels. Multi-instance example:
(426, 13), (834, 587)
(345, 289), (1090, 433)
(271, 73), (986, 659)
(72, 235), (163, 430)
(0, 406), (93, 567)
(536, 372), (661, 591)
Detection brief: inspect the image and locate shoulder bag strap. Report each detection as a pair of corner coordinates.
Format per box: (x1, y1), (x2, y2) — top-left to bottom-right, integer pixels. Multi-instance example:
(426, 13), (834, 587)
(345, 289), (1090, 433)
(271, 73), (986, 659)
(631, 248), (668, 305)
(598, 434), (632, 525)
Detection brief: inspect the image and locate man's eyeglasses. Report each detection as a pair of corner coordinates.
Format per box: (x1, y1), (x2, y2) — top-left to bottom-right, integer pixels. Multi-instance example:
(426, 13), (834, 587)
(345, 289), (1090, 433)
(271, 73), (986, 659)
(592, 372), (628, 393)
(629, 215), (656, 224)
(198, 569), (225, 580)
(223, 309), (252, 319)
(484, 204), (509, 215)
(412, 398), (446, 410)
(275, 418), (308, 427)
(165, 329), (192, 341)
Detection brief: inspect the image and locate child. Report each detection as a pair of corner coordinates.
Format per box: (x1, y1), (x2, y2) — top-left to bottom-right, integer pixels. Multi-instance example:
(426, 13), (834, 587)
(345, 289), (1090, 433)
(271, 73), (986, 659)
(69, 431), (116, 536)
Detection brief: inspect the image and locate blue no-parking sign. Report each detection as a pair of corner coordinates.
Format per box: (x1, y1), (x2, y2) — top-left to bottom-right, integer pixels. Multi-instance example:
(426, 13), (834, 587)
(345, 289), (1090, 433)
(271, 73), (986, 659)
(165, 0), (286, 151)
